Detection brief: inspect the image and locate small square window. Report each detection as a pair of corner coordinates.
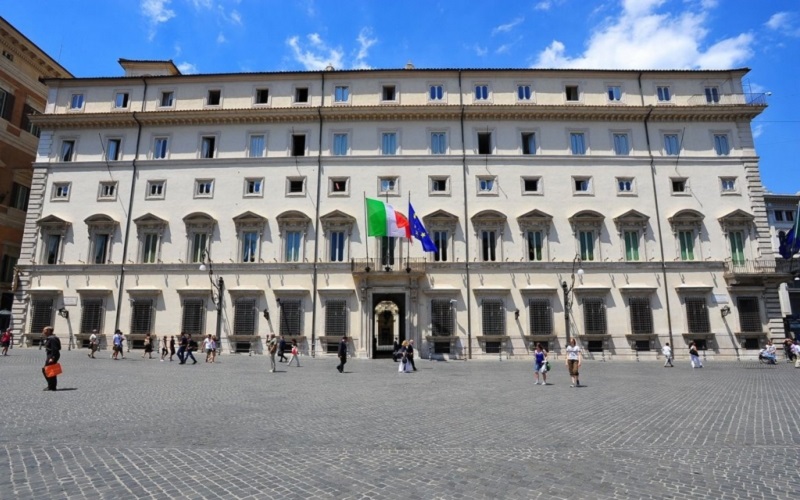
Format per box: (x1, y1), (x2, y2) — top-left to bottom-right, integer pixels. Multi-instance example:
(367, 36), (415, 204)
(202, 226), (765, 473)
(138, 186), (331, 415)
(565, 85), (579, 101)
(207, 89), (221, 106)
(573, 177), (592, 194)
(382, 85), (396, 101)
(98, 181), (117, 200)
(330, 178), (349, 195)
(287, 178), (306, 195)
(295, 87), (309, 103)
(244, 178), (263, 197)
(200, 136), (216, 159)
(106, 138), (121, 161)
(334, 86), (350, 103)
(195, 179), (214, 198)
(291, 134), (306, 156)
(52, 182), (71, 200)
(617, 178), (634, 194)
(379, 177), (398, 195)
(477, 176), (497, 194)
(720, 177), (737, 193)
(429, 85), (444, 101)
(146, 180), (166, 199)
(255, 88), (270, 105)
(517, 84), (532, 101)
(657, 86), (671, 102)
(671, 178), (687, 194)
(477, 132), (492, 155)
(70, 94), (84, 110)
(114, 92), (129, 109)
(522, 177), (541, 194)
(430, 177), (449, 195)
(159, 91), (174, 107)
(607, 85), (622, 101)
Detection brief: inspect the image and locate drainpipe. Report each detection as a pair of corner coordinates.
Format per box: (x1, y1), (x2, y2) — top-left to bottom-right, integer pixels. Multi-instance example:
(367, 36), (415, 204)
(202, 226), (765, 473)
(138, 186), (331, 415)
(638, 72), (675, 353)
(459, 70), (473, 359)
(310, 71), (325, 357)
(114, 79), (146, 331)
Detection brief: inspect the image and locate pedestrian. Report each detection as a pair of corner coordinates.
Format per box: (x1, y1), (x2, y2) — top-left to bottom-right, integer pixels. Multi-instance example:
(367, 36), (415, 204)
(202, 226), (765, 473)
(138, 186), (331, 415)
(267, 333), (278, 372)
(169, 335), (176, 361)
(336, 336), (348, 373)
(87, 330), (98, 358)
(177, 332), (188, 364)
(112, 329), (123, 360)
(662, 342), (674, 367)
(689, 341), (703, 368)
(278, 335), (288, 363)
(784, 338), (796, 362)
(41, 326), (61, 391)
(160, 336), (168, 361)
(392, 338), (401, 362)
(204, 334), (214, 362)
(533, 343), (548, 385)
(565, 338), (582, 387)
(210, 336), (217, 363)
(286, 339), (300, 367)
(118, 331), (126, 359)
(406, 339), (417, 371)
(185, 335), (198, 365)
(2, 328), (13, 356)
(792, 341), (800, 368)
(142, 332), (153, 359)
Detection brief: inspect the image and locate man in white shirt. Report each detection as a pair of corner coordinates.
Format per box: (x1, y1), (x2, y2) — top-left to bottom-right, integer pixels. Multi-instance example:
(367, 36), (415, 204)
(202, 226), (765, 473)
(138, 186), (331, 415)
(88, 330), (98, 359)
(565, 338), (582, 387)
(662, 342), (673, 367)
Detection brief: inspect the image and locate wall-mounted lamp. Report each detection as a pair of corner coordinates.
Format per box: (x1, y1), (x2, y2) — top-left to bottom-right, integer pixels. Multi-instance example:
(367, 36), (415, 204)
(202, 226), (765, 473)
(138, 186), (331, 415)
(720, 305), (731, 318)
(405, 266), (412, 273)
(58, 308), (69, 319)
(263, 309), (270, 321)
(514, 310), (520, 320)
(364, 265), (371, 272)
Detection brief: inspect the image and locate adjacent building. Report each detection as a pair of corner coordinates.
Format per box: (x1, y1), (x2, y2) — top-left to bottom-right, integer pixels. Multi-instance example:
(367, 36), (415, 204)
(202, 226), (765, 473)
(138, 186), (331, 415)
(13, 59), (792, 359)
(764, 192), (800, 322)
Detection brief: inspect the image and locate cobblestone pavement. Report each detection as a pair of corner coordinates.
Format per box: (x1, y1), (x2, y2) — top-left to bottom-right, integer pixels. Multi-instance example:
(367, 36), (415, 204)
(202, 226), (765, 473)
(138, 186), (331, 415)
(0, 348), (798, 499)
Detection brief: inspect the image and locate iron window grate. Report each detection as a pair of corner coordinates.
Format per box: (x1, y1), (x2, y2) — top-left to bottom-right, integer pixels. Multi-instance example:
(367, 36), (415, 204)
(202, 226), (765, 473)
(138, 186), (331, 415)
(181, 298), (205, 336)
(685, 297), (710, 333)
(737, 296), (762, 332)
(80, 298), (104, 334)
(280, 299), (303, 336)
(431, 299), (454, 336)
(628, 297), (653, 334)
(528, 298), (552, 335)
(30, 299), (54, 333)
(583, 297), (607, 335)
(482, 299), (505, 335)
(324, 300), (346, 336)
(130, 299), (154, 335)
(233, 298), (257, 335)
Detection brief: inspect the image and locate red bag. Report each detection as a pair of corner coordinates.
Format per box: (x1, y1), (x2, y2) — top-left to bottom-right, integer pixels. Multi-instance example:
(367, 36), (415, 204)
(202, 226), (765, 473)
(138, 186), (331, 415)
(44, 363), (62, 378)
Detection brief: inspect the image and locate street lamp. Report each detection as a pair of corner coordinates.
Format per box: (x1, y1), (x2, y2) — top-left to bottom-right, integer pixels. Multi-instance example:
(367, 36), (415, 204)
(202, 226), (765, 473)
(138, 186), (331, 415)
(560, 255), (584, 344)
(199, 250), (224, 354)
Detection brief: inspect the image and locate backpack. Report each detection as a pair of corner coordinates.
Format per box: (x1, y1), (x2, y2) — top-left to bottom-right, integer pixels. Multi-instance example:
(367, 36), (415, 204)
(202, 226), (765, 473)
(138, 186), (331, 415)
(268, 342), (277, 354)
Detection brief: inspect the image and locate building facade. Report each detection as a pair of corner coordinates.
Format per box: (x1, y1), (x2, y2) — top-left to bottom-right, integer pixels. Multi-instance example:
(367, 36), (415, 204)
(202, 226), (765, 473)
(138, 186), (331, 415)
(764, 192), (800, 322)
(12, 60), (791, 359)
(0, 17), (71, 331)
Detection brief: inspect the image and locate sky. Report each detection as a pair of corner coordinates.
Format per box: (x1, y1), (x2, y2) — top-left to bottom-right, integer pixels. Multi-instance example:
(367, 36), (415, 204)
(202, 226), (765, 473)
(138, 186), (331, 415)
(3, 0), (799, 194)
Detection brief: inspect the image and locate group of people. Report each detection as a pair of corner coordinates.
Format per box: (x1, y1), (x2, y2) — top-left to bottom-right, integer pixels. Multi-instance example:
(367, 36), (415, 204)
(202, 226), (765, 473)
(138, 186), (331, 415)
(393, 339), (418, 373)
(266, 334), (301, 372)
(530, 338), (583, 387)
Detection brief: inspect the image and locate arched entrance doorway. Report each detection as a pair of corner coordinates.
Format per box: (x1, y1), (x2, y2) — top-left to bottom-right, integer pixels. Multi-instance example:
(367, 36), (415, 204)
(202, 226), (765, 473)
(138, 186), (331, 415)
(371, 293), (405, 358)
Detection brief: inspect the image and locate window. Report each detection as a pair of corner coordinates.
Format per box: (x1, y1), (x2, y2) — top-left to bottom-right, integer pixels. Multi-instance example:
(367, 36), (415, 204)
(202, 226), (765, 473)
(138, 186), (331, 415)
(21, 104), (40, 137)
(153, 137), (169, 159)
(517, 84), (532, 101)
(244, 178), (263, 197)
(106, 138), (121, 161)
(570, 132), (586, 155)
(334, 85), (350, 103)
(10, 183), (30, 211)
(114, 92), (129, 109)
(433, 231), (448, 262)
(330, 178), (349, 195)
(565, 85), (579, 101)
(60, 140), (75, 162)
(583, 297), (607, 335)
(678, 230), (695, 261)
(477, 132), (492, 154)
(90, 233), (111, 264)
(528, 299), (552, 335)
(773, 210), (794, 223)
(617, 178), (634, 194)
(774, 210), (784, 222)
(478, 176), (496, 194)
(141, 233), (159, 263)
(624, 230), (640, 261)
(613, 133), (630, 155)
(664, 134), (680, 156)
(737, 296), (761, 332)
(324, 300), (346, 337)
(380, 236), (397, 266)
(573, 177), (591, 194)
(98, 182), (117, 201)
(482, 299), (505, 335)
(657, 86), (671, 102)
(628, 297), (653, 334)
(242, 231), (259, 263)
(526, 231), (543, 261)
(671, 178), (687, 193)
(279, 299), (303, 336)
(146, 180), (166, 199)
(291, 134), (306, 156)
(522, 177), (541, 194)
(29, 298), (54, 334)
(607, 85), (622, 101)
(685, 297), (709, 333)
(285, 231), (302, 262)
(233, 298), (257, 335)
(159, 91), (174, 107)
(189, 232), (208, 263)
(721, 177), (736, 193)
(0, 88), (11, 121)
(381, 132), (398, 155)
(249, 134), (266, 157)
(382, 85), (396, 101)
(379, 177), (398, 195)
(207, 89), (221, 106)
(704, 86), (719, 104)
(429, 84), (444, 101)
(287, 177), (305, 195)
(333, 133), (348, 156)
(52, 182), (70, 200)
(330, 231), (346, 262)
(729, 230), (745, 265)
(424, 177), (447, 196)
(521, 132), (536, 155)
(130, 298), (155, 335)
(579, 230), (595, 261)
(194, 179), (214, 198)
(474, 84), (489, 101)
(182, 298), (206, 336)
(69, 93), (84, 110)
(713, 134), (730, 156)
(41, 233), (61, 264)
(481, 230), (497, 262)
(255, 88), (269, 105)
(200, 136), (216, 159)
(1, 255), (18, 283)
(294, 87), (309, 103)
(431, 299), (454, 336)
(431, 132), (447, 155)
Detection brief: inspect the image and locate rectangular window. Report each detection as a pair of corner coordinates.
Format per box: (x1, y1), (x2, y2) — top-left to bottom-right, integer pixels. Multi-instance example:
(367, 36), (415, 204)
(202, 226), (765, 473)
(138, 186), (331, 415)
(517, 84), (532, 101)
(613, 133), (630, 155)
(705, 87), (720, 103)
(481, 230), (497, 262)
(574, 177), (591, 193)
(106, 138), (121, 161)
(429, 85), (444, 101)
(22, 104), (40, 137)
(478, 177), (495, 193)
(721, 177), (736, 192)
(657, 86), (671, 102)
(431, 299), (454, 336)
(294, 87), (309, 103)
(685, 297), (710, 333)
(527, 231), (543, 261)
(146, 180), (165, 199)
(433, 231), (448, 262)
(190, 233), (208, 263)
(624, 230), (640, 261)
(570, 132), (586, 155)
(0, 88), (11, 120)
(160, 91), (174, 107)
(60, 140), (75, 162)
(521, 132), (536, 155)
(382, 85), (396, 101)
(430, 177), (448, 193)
(279, 299), (303, 336)
(431, 132), (447, 154)
(482, 299), (505, 335)
(330, 231), (346, 262)
(334, 86), (350, 103)
(579, 230), (595, 261)
(130, 298), (154, 335)
(523, 178), (540, 194)
(729, 231), (745, 265)
(331, 178), (348, 194)
(249, 134), (265, 157)
(477, 132), (492, 154)
(233, 298), (257, 335)
(70, 93), (84, 110)
(628, 297), (653, 334)
(200, 136), (216, 159)
(30, 298), (54, 334)
(664, 134), (680, 156)
(565, 85), (579, 101)
(153, 137), (168, 159)
(235, 230), (257, 263)
(0, 255), (17, 283)
(379, 177), (397, 195)
(285, 231), (302, 262)
(114, 92), (129, 109)
(91, 233), (110, 264)
(583, 297), (607, 335)
(207, 89), (221, 106)
(737, 296), (761, 332)
(195, 179), (214, 197)
(381, 132), (397, 155)
(787, 210), (795, 222)
(44, 234), (61, 264)
(528, 299), (552, 335)
(291, 134), (306, 156)
(287, 178), (305, 194)
(52, 182), (70, 200)
(671, 178), (687, 193)
(324, 300), (347, 336)
(713, 134), (730, 155)
(380, 237), (396, 266)
(774, 210), (784, 222)
(678, 230), (694, 261)
(333, 133), (348, 156)
(141, 233), (159, 263)
(182, 298), (205, 336)
(11, 183), (30, 211)
(474, 84), (489, 101)
(255, 88), (269, 104)
(80, 298), (104, 334)
(245, 178), (262, 196)
(607, 85), (622, 101)
(617, 178), (633, 193)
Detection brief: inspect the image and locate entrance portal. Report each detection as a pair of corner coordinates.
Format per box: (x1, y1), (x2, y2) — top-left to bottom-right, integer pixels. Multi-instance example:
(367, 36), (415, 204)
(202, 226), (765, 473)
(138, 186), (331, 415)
(371, 293), (405, 359)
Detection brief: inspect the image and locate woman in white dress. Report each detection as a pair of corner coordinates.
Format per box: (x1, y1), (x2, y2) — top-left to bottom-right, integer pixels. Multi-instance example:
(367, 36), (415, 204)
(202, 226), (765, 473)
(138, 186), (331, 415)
(398, 341), (413, 373)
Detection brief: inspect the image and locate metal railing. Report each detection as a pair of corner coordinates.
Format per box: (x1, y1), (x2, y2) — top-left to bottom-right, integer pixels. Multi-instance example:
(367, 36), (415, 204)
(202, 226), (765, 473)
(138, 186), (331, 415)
(686, 93), (768, 106)
(350, 257), (428, 273)
(723, 259), (795, 276)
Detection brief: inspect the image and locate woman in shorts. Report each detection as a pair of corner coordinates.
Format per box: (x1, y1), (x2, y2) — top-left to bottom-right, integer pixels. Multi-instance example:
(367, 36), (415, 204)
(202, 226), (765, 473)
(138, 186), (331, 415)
(565, 338), (582, 387)
(533, 343), (548, 385)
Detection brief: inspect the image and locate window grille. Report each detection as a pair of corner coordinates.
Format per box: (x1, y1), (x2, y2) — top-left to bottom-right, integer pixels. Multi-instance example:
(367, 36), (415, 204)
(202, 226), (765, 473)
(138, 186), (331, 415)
(583, 297), (607, 335)
(130, 299), (154, 335)
(628, 297), (653, 334)
(737, 296), (762, 333)
(80, 298), (104, 334)
(685, 297), (710, 333)
(279, 299), (303, 336)
(324, 300), (347, 336)
(431, 299), (454, 336)
(482, 299), (505, 335)
(528, 299), (552, 335)
(233, 298), (257, 335)
(181, 298), (205, 336)
(29, 298), (54, 333)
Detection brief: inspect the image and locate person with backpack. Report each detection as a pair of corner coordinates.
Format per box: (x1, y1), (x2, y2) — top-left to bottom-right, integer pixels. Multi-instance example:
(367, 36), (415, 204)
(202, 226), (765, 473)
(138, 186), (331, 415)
(177, 332), (188, 364)
(185, 335), (198, 365)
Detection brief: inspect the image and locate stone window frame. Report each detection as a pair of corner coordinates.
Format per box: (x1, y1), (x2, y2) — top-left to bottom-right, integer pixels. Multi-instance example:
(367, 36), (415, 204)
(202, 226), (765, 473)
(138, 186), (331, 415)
(471, 210), (506, 263)
(718, 209), (755, 265)
(423, 209), (459, 263)
(668, 209), (705, 262)
(233, 211), (267, 264)
(85, 214), (118, 265)
(569, 210), (605, 262)
(517, 209), (552, 262)
(183, 212), (216, 264)
(613, 209), (649, 262)
(276, 210), (311, 263)
(36, 215), (70, 265)
(320, 210), (356, 263)
(133, 213), (168, 264)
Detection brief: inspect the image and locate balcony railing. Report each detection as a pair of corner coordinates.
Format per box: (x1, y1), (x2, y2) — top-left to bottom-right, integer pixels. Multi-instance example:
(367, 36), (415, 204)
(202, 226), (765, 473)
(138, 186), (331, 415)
(723, 259), (795, 276)
(686, 93), (768, 106)
(350, 257), (428, 274)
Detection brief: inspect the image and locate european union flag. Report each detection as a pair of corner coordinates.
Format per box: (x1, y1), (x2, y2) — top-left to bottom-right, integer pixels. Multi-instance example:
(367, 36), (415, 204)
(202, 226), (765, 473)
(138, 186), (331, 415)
(409, 203), (438, 253)
(779, 205), (800, 259)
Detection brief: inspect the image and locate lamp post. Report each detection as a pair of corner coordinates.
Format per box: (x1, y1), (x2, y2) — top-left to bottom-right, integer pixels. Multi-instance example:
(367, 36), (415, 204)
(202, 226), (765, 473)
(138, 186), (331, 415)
(560, 255), (584, 344)
(199, 251), (223, 354)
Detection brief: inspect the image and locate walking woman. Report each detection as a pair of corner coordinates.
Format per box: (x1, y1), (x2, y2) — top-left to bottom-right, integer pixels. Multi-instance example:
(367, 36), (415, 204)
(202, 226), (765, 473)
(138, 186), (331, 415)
(142, 332), (153, 359)
(286, 339), (300, 367)
(533, 343), (548, 385)
(169, 336), (176, 362)
(160, 336), (168, 361)
(565, 338), (582, 387)
(689, 341), (703, 368)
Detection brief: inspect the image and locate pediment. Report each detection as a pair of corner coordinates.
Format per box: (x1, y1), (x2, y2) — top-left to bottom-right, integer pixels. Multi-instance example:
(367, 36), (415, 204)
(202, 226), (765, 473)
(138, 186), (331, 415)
(718, 209), (754, 225)
(668, 209), (704, 225)
(182, 212), (216, 224)
(471, 209), (506, 224)
(37, 214), (70, 226)
(517, 209), (552, 223)
(568, 210), (605, 223)
(320, 209), (356, 225)
(276, 210), (312, 227)
(422, 209), (459, 228)
(133, 213), (168, 226)
(84, 213), (118, 225)
(613, 209), (649, 224)
(232, 211), (267, 224)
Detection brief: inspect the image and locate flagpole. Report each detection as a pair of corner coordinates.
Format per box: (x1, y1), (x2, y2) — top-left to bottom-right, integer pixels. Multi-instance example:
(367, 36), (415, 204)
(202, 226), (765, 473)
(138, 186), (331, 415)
(363, 192), (370, 266)
(407, 190), (411, 270)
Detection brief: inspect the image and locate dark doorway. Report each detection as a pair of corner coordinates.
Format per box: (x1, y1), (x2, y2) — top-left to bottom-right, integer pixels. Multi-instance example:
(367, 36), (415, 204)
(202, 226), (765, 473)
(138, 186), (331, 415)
(371, 292), (405, 359)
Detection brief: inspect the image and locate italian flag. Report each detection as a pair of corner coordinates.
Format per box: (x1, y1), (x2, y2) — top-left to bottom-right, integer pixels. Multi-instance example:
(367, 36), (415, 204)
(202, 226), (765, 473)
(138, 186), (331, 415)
(366, 198), (410, 238)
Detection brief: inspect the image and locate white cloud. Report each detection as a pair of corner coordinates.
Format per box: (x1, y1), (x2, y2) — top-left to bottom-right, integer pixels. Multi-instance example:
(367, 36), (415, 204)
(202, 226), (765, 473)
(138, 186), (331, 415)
(354, 28), (377, 69)
(474, 44), (488, 56)
(765, 11), (800, 36)
(141, 0), (175, 40)
(229, 9), (242, 25)
(190, 0), (213, 9)
(534, 1), (552, 11)
(752, 123), (764, 139)
(492, 17), (524, 36)
(216, 32), (227, 44)
(177, 62), (198, 74)
(286, 34), (344, 70)
(533, 0), (754, 69)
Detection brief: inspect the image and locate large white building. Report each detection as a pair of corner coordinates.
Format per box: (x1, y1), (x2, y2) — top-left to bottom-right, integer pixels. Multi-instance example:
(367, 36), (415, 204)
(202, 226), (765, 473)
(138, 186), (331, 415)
(11, 60), (793, 360)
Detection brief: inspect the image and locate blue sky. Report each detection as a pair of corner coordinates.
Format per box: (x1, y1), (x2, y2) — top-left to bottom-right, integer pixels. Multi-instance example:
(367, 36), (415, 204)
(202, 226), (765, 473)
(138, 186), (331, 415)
(4, 0), (799, 194)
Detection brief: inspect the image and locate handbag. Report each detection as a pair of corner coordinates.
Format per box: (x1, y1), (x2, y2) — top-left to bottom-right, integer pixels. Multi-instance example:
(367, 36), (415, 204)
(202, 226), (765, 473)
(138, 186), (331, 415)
(44, 363), (63, 378)
(545, 361), (551, 372)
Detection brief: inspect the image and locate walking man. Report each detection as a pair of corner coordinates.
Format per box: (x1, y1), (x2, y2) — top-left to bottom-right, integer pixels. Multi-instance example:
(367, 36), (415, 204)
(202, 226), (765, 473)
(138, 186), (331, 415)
(565, 338), (582, 387)
(406, 339), (417, 371)
(177, 332), (188, 364)
(278, 335), (288, 363)
(169, 335), (176, 361)
(111, 330), (123, 360)
(267, 334), (278, 372)
(662, 342), (674, 367)
(42, 326), (61, 391)
(185, 335), (198, 365)
(88, 330), (98, 358)
(336, 336), (348, 373)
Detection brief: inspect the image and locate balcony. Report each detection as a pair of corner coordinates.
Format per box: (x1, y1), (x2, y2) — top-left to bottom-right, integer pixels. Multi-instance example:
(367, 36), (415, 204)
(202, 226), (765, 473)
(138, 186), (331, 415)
(351, 257), (428, 276)
(686, 93), (768, 106)
(723, 259), (796, 285)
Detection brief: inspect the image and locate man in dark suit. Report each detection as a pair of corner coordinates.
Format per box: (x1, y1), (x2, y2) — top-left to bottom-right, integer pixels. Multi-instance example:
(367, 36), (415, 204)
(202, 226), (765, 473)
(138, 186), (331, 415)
(336, 336), (348, 373)
(42, 326), (61, 391)
(278, 335), (288, 363)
